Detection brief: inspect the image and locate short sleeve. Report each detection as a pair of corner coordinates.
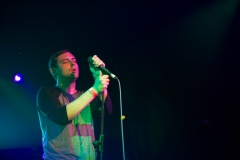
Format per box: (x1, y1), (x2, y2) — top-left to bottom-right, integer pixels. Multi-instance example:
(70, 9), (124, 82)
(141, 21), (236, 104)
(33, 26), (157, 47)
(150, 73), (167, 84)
(37, 87), (72, 125)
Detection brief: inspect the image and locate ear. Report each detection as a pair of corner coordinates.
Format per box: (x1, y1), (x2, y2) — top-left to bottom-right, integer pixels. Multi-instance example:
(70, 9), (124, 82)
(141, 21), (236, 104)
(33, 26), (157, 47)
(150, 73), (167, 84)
(49, 68), (58, 79)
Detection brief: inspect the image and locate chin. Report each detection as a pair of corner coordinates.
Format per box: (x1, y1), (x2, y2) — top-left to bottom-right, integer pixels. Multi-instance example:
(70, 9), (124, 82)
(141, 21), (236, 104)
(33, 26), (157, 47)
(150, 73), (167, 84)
(66, 75), (78, 82)
(74, 74), (79, 79)
(74, 77), (79, 81)
(71, 72), (79, 78)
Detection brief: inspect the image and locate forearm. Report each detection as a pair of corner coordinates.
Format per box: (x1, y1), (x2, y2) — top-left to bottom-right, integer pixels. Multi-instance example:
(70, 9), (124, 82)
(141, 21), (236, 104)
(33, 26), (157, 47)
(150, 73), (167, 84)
(66, 88), (96, 121)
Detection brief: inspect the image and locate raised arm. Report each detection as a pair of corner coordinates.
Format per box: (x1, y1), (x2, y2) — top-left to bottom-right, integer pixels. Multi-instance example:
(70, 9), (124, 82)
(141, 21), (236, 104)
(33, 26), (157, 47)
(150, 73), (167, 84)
(66, 75), (109, 121)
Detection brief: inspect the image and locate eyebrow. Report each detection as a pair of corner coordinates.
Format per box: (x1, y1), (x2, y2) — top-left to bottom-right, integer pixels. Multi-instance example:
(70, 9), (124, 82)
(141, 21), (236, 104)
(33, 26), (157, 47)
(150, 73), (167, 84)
(60, 58), (76, 62)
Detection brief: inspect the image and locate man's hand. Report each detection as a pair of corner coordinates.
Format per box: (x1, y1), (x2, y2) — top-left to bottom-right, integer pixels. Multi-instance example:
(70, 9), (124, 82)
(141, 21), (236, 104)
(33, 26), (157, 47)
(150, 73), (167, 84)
(92, 75), (110, 94)
(89, 55), (106, 80)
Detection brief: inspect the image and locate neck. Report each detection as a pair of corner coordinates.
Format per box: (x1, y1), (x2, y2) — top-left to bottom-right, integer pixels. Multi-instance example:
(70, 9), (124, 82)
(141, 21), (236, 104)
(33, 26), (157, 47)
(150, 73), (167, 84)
(56, 80), (77, 94)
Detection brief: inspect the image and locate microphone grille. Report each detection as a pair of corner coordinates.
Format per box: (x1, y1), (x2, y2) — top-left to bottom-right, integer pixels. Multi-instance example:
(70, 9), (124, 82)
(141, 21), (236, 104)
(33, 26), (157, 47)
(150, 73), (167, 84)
(87, 56), (93, 63)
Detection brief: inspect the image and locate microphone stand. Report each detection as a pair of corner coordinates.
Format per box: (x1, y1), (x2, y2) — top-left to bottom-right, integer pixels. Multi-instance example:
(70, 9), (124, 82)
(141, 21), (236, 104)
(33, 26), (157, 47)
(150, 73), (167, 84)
(93, 92), (105, 160)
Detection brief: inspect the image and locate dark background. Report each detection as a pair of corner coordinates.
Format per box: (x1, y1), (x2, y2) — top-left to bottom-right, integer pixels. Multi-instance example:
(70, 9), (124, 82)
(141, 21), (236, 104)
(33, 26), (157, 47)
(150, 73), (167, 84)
(0, 0), (239, 160)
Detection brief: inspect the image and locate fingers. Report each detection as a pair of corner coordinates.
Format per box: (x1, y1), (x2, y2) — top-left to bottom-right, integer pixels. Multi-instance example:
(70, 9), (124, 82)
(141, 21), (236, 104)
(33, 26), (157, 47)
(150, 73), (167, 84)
(100, 75), (110, 83)
(92, 55), (105, 67)
(93, 75), (110, 93)
(100, 75), (110, 89)
(101, 75), (110, 80)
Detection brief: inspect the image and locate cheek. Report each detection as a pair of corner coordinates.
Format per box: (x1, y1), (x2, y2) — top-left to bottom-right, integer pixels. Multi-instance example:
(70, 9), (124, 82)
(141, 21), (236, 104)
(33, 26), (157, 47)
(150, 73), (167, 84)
(60, 68), (70, 75)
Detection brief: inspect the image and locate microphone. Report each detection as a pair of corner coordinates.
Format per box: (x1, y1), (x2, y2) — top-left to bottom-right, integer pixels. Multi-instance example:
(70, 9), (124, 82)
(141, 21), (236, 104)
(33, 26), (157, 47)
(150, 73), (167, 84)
(87, 56), (118, 80)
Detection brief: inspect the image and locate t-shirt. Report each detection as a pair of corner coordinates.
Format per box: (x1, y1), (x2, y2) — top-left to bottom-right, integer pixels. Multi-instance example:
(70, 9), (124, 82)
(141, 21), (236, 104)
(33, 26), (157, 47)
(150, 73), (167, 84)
(37, 86), (98, 160)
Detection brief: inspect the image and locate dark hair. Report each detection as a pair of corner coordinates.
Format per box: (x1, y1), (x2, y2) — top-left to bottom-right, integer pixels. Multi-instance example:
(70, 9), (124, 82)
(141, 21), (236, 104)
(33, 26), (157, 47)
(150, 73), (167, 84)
(48, 49), (71, 69)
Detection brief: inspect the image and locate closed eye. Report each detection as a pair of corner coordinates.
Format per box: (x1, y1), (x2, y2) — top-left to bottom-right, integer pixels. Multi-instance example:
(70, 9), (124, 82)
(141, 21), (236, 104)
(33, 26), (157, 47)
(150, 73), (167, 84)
(62, 60), (69, 64)
(61, 58), (77, 64)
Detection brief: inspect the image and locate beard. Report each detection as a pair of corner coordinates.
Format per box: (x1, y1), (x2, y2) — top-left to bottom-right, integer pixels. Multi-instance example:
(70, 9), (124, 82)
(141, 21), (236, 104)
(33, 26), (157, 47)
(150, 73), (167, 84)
(61, 72), (79, 83)
(70, 72), (79, 82)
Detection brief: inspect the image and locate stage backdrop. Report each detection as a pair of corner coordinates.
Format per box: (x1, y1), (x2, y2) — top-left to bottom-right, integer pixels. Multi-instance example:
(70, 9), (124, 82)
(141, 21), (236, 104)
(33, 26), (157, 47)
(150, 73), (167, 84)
(1, 0), (239, 159)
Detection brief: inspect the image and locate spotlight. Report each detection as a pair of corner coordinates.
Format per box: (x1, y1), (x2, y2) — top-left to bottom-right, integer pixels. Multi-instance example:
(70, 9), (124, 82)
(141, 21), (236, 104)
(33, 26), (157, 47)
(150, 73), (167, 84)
(14, 74), (23, 82)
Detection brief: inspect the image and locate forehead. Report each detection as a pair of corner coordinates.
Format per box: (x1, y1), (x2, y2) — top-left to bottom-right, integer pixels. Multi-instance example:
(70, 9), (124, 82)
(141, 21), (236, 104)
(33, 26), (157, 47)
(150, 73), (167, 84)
(57, 52), (76, 61)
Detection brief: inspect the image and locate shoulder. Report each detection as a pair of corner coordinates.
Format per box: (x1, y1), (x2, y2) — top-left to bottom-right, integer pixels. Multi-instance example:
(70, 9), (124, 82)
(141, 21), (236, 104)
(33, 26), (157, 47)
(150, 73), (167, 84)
(37, 86), (61, 95)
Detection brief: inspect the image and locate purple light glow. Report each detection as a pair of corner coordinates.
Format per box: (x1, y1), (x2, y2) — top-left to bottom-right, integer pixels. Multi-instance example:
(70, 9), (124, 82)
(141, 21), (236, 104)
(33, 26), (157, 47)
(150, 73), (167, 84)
(14, 74), (22, 82)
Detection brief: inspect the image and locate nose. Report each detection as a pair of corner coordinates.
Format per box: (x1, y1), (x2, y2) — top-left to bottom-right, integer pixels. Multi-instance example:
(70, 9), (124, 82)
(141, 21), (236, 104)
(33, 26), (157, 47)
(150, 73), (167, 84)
(70, 60), (75, 66)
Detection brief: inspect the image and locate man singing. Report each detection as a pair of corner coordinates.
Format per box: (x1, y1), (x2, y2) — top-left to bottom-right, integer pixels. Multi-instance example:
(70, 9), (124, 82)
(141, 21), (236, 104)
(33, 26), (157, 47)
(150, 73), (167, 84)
(37, 50), (110, 159)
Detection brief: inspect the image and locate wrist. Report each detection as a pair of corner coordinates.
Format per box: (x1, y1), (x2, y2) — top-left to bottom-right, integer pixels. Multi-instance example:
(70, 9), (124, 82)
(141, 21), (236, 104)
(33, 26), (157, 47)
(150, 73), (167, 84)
(88, 87), (98, 97)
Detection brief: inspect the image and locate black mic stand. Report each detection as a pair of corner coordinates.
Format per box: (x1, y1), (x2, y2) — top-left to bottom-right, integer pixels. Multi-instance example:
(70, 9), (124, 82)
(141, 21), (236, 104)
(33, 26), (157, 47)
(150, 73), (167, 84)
(93, 92), (105, 160)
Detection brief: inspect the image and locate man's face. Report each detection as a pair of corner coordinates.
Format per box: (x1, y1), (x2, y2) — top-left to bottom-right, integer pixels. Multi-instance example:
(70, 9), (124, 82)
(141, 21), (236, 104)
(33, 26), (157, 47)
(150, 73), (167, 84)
(55, 52), (79, 82)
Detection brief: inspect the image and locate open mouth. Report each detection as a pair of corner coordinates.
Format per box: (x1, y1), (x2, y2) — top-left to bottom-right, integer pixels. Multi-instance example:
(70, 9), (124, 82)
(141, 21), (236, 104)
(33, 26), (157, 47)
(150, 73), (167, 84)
(72, 71), (77, 73)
